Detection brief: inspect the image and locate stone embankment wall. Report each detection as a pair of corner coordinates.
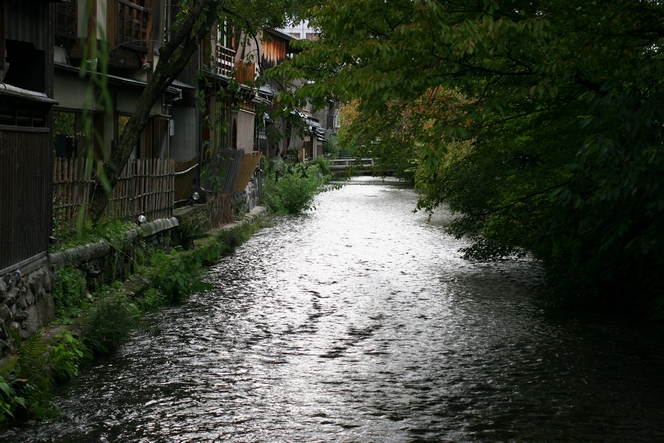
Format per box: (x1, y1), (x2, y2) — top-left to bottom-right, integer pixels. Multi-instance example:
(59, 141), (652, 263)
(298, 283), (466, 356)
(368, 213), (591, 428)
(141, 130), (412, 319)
(0, 268), (55, 355)
(0, 217), (179, 358)
(0, 179), (263, 358)
(234, 178), (260, 218)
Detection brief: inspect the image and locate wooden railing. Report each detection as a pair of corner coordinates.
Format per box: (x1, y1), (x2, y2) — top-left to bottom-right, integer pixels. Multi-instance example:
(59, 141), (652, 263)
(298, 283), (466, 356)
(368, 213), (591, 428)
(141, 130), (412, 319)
(117, 0), (150, 51)
(53, 158), (174, 227)
(215, 44), (236, 77)
(328, 158), (376, 170)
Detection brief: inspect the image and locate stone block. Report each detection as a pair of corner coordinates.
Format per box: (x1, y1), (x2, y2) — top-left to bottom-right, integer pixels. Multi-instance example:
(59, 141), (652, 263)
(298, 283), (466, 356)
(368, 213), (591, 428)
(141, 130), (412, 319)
(28, 269), (44, 295)
(5, 288), (17, 306)
(26, 291), (35, 307)
(13, 307), (27, 322)
(16, 293), (28, 310)
(0, 304), (10, 321)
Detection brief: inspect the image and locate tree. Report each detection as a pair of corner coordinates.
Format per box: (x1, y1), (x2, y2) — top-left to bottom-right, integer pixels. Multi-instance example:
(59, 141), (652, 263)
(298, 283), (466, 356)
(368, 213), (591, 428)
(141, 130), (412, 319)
(87, 0), (310, 222)
(272, 0), (664, 313)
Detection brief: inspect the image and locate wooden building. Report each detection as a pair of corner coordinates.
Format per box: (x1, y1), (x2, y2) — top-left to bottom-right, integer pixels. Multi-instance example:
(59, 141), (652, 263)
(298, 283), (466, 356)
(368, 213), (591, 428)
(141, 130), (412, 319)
(0, 0), (59, 276)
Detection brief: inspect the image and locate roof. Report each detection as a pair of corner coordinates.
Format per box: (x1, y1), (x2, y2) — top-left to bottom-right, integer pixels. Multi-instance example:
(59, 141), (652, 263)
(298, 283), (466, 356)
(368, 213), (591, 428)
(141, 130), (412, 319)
(55, 62), (182, 96)
(0, 83), (58, 105)
(264, 28), (294, 42)
(171, 79), (196, 90)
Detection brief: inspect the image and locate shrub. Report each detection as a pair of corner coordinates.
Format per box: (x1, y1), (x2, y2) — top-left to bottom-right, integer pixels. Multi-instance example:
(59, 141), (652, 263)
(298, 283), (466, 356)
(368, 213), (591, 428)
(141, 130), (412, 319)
(176, 211), (208, 249)
(137, 287), (169, 311)
(148, 249), (212, 303)
(11, 332), (58, 420)
(309, 156), (332, 176)
(0, 376), (25, 424)
(49, 330), (89, 382)
(83, 299), (138, 356)
(262, 161), (327, 215)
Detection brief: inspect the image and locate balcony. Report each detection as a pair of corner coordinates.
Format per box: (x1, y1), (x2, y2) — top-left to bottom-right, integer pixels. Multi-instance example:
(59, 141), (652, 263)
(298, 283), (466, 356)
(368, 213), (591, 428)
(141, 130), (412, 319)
(117, 0), (150, 51)
(215, 44), (236, 77)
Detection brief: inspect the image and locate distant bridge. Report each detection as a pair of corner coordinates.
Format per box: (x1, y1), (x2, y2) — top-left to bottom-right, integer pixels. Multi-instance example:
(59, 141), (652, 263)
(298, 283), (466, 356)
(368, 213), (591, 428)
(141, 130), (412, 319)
(328, 158), (381, 174)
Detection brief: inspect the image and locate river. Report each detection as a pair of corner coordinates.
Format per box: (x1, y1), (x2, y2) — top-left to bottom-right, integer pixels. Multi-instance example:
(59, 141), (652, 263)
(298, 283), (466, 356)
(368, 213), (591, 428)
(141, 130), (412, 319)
(4, 176), (664, 442)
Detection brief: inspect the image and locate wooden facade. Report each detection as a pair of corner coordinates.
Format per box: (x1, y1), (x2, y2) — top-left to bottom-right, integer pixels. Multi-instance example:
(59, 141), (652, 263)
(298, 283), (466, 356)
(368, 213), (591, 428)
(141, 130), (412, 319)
(54, 0), (159, 69)
(0, 0), (58, 275)
(0, 127), (51, 274)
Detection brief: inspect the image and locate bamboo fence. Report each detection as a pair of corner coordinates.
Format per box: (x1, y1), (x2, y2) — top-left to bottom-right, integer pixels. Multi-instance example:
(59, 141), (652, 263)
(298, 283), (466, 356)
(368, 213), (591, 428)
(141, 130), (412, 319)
(53, 158), (175, 227)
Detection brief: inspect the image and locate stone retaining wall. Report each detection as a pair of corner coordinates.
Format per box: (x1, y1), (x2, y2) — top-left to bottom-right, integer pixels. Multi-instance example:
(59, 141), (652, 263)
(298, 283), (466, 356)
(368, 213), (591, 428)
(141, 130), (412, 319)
(0, 217), (179, 358)
(234, 179), (260, 218)
(0, 268), (55, 355)
(0, 188), (264, 358)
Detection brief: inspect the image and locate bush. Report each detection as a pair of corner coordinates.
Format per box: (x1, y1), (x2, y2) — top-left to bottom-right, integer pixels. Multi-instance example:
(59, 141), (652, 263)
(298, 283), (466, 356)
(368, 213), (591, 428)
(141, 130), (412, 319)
(147, 249), (212, 303)
(176, 211), (208, 249)
(309, 156), (332, 176)
(136, 287), (168, 311)
(10, 332), (58, 420)
(262, 161), (327, 215)
(83, 299), (138, 356)
(0, 375), (25, 424)
(49, 331), (89, 382)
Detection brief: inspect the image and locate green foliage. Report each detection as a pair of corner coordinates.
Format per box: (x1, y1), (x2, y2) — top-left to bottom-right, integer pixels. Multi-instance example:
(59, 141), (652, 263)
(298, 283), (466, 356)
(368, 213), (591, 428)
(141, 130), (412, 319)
(0, 375), (25, 424)
(176, 211), (209, 249)
(50, 217), (135, 253)
(324, 134), (356, 159)
(272, 0), (664, 313)
(309, 156), (332, 176)
(1, 330), (88, 423)
(49, 331), (89, 383)
(52, 267), (87, 321)
(11, 332), (58, 420)
(148, 249), (212, 303)
(137, 287), (169, 312)
(262, 160), (327, 214)
(83, 298), (137, 356)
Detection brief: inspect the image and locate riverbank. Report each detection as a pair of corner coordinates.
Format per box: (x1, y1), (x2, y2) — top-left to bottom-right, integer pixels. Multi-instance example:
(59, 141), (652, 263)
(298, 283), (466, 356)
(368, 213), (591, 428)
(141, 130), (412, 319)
(0, 206), (268, 426)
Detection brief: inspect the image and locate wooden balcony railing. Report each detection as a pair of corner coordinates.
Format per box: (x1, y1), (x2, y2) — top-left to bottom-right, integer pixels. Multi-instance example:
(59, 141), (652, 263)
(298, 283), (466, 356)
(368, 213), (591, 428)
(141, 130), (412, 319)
(215, 44), (236, 77)
(117, 0), (150, 51)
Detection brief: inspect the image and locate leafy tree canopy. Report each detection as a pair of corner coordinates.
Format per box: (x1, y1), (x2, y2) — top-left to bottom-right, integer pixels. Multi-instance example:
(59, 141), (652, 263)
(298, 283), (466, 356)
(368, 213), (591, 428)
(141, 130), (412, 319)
(271, 0), (664, 313)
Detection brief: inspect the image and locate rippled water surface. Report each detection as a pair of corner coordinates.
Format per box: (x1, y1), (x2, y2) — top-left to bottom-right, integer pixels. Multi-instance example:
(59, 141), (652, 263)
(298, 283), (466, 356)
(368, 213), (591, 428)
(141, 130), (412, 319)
(5, 177), (664, 442)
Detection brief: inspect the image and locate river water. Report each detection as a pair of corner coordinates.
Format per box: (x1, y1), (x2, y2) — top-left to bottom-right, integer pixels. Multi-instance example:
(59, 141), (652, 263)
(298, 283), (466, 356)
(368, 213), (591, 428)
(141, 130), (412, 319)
(4, 176), (664, 442)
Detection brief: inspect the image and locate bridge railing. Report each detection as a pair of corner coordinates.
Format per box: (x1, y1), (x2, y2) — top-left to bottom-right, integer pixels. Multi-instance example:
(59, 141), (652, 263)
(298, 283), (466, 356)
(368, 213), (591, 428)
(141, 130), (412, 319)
(328, 158), (375, 169)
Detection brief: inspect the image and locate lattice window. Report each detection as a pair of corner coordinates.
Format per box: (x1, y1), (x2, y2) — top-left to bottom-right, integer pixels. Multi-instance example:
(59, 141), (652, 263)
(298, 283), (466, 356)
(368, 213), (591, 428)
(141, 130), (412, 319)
(117, 0), (150, 51)
(54, 2), (77, 39)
